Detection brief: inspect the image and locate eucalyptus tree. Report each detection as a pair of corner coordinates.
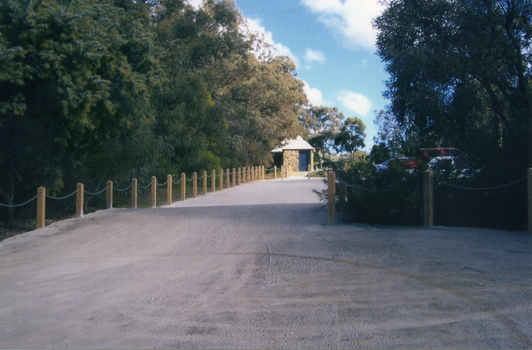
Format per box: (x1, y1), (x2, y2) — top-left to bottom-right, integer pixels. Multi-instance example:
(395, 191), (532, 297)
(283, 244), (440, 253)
(152, 0), (252, 172)
(0, 0), (160, 226)
(375, 0), (532, 172)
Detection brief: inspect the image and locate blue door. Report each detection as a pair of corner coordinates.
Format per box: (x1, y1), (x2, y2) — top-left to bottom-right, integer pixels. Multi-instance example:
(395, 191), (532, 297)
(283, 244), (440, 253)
(299, 151), (308, 171)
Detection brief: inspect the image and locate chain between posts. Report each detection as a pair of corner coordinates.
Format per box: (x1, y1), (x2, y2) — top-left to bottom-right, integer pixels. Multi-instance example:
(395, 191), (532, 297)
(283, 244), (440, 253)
(436, 177), (526, 191)
(0, 193), (40, 208)
(46, 188), (79, 200)
(336, 179), (394, 193)
(114, 183), (133, 192)
(157, 179), (169, 186)
(137, 181), (153, 189)
(84, 186), (109, 195)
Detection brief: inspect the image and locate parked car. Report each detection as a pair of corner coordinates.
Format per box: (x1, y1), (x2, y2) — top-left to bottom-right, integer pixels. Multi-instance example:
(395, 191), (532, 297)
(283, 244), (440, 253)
(428, 157), (479, 178)
(374, 157), (420, 173)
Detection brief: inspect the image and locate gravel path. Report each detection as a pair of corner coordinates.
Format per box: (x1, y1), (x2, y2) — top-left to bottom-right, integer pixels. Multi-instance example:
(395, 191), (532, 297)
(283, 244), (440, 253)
(0, 177), (530, 349)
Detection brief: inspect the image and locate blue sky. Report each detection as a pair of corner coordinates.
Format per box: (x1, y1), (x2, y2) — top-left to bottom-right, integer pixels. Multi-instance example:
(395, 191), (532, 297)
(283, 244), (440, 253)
(191, 0), (389, 151)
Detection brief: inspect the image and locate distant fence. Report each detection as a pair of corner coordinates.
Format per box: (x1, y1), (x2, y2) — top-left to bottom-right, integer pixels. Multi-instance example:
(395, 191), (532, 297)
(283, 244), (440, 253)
(326, 169), (532, 233)
(1, 164), (317, 229)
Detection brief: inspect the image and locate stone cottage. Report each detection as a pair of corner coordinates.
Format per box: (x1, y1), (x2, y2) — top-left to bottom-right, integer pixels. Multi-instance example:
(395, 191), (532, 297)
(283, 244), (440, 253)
(271, 136), (315, 173)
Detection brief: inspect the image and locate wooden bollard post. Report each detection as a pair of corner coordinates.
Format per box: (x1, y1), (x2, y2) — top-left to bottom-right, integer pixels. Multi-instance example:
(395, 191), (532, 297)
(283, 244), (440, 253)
(281, 165), (284, 180)
(203, 171), (207, 195)
(76, 183), (84, 217)
(238, 168), (241, 185)
(262, 166), (264, 180)
(226, 169), (230, 189)
(423, 170), (434, 227)
(232, 168), (236, 187)
(132, 178), (137, 209)
(181, 173), (186, 200)
(219, 169), (224, 190)
(527, 168), (532, 233)
(211, 170), (216, 192)
(274, 165), (277, 179)
(339, 182), (346, 211)
(106, 180), (113, 209)
(167, 174), (172, 205)
(36, 186), (46, 229)
(193, 172), (197, 198)
(328, 171), (335, 223)
(308, 164), (311, 180)
(151, 177), (156, 208)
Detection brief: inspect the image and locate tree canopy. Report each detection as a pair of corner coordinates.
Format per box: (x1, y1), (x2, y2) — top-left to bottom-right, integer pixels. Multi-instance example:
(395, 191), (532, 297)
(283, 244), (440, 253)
(375, 0), (532, 173)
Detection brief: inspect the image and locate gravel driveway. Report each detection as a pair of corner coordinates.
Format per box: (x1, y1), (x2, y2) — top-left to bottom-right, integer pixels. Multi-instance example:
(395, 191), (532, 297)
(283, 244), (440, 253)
(0, 177), (530, 349)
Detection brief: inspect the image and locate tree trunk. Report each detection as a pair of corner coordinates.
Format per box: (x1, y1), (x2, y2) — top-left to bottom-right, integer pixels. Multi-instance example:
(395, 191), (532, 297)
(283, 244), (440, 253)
(0, 175), (16, 229)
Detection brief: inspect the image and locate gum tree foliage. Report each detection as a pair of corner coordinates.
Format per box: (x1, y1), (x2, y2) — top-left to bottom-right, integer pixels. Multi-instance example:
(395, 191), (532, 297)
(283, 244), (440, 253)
(369, 110), (421, 163)
(334, 117), (366, 155)
(374, 0), (532, 174)
(0, 0), (160, 227)
(300, 106), (366, 164)
(152, 0), (307, 171)
(300, 105), (344, 160)
(209, 53), (308, 167)
(152, 0), (247, 173)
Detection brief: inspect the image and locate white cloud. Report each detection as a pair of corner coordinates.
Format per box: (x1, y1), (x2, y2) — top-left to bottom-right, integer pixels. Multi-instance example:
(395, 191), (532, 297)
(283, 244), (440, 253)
(337, 90), (372, 116)
(244, 18), (301, 68)
(303, 81), (329, 106)
(301, 0), (384, 51)
(304, 49), (326, 68)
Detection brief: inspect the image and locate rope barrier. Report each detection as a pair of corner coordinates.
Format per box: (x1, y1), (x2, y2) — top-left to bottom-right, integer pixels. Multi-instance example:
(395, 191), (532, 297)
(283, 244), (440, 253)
(198, 175), (205, 180)
(187, 176), (194, 182)
(46, 188), (79, 200)
(114, 183), (133, 192)
(436, 177), (526, 191)
(157, 180), (168, 187)
(206, 174), (213, 178)
(84, 186), (109, 196)
(137, 181), (153, 190)
(0, 193), (40, 208)
(172, 178), (182, 185)
(336, 179), (394, 193)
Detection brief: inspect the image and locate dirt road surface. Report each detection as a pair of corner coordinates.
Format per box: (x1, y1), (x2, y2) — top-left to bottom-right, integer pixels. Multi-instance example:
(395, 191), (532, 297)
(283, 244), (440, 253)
(0, 177), (530, 349)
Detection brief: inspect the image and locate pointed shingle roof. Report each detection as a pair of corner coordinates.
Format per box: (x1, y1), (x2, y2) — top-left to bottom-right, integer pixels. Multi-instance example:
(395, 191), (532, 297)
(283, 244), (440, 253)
(272, 136), (314, 153)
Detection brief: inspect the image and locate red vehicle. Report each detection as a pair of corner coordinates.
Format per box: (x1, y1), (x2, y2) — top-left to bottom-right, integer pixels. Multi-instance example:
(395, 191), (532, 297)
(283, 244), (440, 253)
(374, 157), (420, 173)
(420, 148), (460, 159)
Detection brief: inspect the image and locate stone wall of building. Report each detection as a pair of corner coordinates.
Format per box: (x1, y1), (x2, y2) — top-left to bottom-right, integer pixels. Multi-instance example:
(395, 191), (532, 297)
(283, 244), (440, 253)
(283, 150), (299, 173)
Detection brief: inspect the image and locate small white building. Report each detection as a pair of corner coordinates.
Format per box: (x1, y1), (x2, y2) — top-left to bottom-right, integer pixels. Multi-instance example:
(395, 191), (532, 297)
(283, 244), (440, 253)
(271, 136), (315, 173)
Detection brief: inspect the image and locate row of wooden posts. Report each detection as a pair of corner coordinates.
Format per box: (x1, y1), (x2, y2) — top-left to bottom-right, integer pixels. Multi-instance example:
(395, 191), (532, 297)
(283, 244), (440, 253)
(35, 165), (308, 228)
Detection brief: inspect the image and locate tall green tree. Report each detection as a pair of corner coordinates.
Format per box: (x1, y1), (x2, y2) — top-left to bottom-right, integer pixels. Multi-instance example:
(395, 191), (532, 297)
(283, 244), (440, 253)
(334, 117), (366, 156)
(0, 0), (160, 227)
(374, 0), (532, 172)
(300, 105), (344, 161)
(152, 0), (251, 172)
(209, 53), (308, 167)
